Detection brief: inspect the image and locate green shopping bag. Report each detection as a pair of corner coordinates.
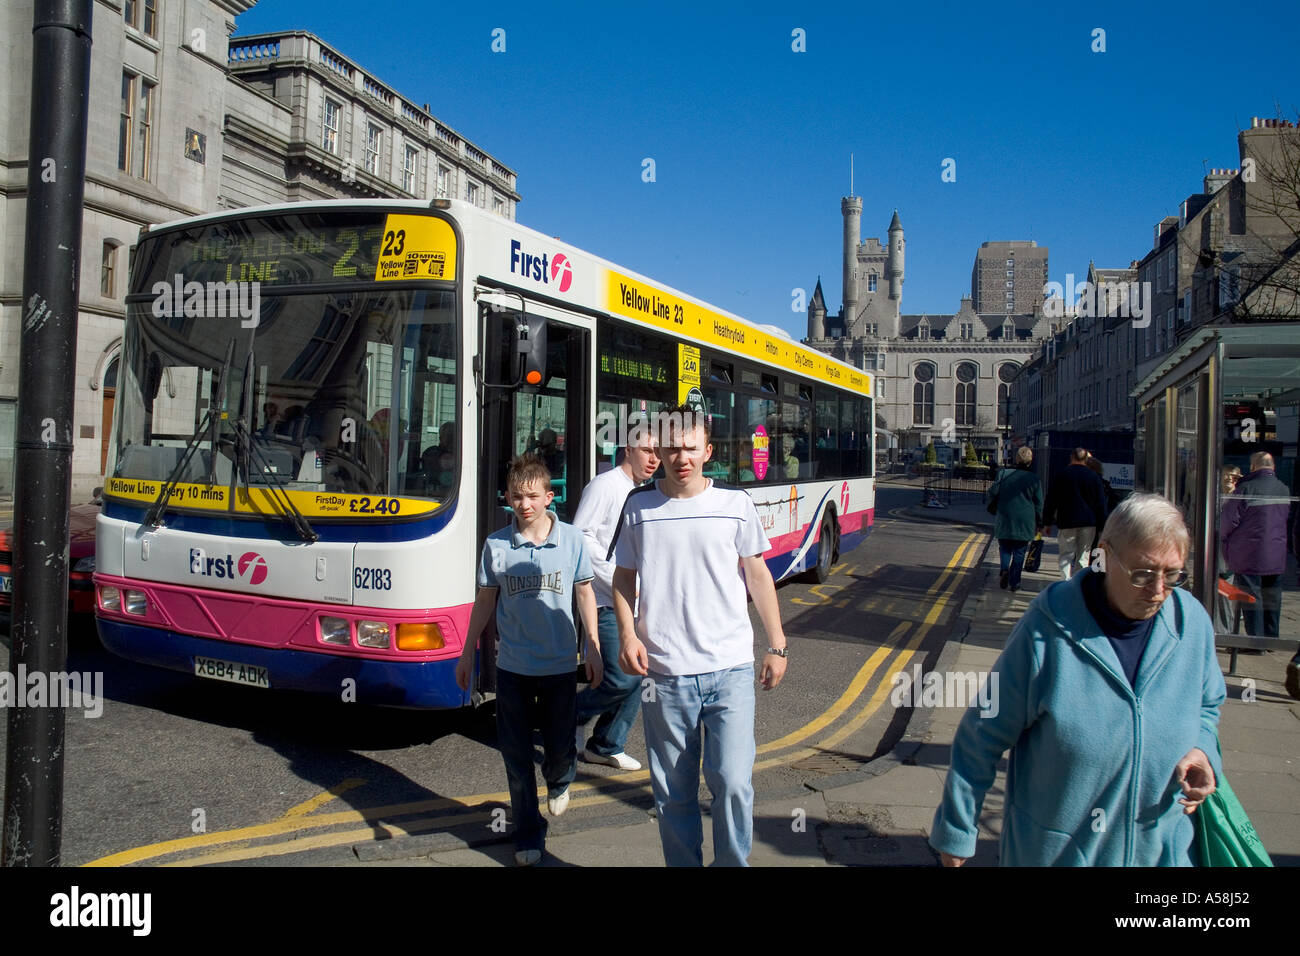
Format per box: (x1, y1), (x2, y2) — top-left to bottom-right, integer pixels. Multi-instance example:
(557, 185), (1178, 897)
(1193, 739), (1273, 867)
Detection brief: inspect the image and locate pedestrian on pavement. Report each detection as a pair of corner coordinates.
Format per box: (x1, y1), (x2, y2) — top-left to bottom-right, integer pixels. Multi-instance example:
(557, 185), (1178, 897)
(572, 426), (661, 772)
(1214, 465), (1243, 634)
(1085, 455), (1122, 523)
(931, 493), (1224, 866)
(1221, 451), (1292, 638)
(454, 454), (602, 867)
(987, 446), (1043, 593)
(611, 404), (789, 866)
(1042, 447), (1108, 579)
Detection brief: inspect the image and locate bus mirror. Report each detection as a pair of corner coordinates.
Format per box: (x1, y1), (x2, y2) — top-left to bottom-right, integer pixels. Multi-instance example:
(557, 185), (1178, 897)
(515, 313), (547, 387)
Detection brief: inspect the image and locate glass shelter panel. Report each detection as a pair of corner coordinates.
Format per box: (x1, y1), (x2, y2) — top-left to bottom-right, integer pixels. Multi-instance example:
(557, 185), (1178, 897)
(1215, 354), (1300, 643)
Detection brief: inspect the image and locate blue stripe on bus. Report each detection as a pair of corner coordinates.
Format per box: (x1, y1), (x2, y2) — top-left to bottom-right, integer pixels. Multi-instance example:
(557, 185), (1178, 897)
(101, 500), (458, 542)
(97, 618), (471, 709)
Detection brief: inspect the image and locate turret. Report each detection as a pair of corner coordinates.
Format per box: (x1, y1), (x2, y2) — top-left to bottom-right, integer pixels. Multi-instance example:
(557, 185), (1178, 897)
(808, 277), (827, 340)
(887, 208), (904, 302)
(842, 196), (862, 331)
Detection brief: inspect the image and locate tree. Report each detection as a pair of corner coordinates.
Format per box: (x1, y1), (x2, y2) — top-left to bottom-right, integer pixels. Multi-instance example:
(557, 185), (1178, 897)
(924, 441), (937, 464)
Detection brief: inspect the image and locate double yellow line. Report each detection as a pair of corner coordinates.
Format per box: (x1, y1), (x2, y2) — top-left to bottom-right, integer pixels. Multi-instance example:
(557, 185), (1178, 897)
(85, 532), (984, 867)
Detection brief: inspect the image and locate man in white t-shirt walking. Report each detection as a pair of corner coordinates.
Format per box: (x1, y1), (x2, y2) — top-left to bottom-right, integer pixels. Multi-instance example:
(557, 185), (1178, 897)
(573, 426), (660, 771)
(611, 404), (788, 866)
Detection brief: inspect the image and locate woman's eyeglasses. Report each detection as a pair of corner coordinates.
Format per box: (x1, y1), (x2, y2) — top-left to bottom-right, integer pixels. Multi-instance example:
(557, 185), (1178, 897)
(1108, 553), (1188, 588)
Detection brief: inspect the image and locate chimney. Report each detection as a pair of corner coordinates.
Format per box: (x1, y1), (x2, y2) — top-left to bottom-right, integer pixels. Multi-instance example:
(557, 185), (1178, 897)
(1203, 167), (1238, 194)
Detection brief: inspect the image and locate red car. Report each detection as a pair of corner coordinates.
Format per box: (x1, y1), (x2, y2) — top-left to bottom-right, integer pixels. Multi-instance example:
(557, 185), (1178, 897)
(0, 499), (100, 617)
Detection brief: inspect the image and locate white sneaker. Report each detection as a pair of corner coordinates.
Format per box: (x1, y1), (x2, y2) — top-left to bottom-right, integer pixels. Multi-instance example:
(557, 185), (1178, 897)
(547, 788), (570, 816)
(514, 848), (542, 866)
(581, 749), (641, 771)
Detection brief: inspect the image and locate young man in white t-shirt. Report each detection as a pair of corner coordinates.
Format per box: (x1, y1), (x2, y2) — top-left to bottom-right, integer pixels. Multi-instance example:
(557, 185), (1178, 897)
(611, 405), (788, 866)
(573, 427), (660, 771)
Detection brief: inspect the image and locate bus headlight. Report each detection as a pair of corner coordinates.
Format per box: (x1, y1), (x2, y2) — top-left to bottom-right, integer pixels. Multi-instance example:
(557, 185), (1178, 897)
(125, 590), (148, 615)
(356, 621), (391, 649)
(99, 586), (121, 612)
(397, 622), (445, 650)
(320, 616), (351, 645)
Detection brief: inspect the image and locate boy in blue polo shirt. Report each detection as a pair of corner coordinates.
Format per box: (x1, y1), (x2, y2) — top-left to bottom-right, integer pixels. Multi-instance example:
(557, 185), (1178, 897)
(455, 453), (602, 866)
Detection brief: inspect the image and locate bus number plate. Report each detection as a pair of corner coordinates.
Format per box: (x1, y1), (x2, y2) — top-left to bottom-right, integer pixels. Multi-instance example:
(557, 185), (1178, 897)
(194, 656), (270, 689)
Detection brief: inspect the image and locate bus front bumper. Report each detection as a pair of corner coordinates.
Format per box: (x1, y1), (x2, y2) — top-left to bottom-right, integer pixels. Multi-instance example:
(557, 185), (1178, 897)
(97, 618), (471, 709)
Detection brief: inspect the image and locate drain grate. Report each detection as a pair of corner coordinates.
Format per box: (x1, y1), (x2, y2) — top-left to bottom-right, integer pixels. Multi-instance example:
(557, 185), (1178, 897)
(791, 751), (868, 774)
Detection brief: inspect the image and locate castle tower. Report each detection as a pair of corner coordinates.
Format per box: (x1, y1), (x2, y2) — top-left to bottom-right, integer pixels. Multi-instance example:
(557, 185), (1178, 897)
(807, 277), (827, 340)
(842, 196), (862, 332)
(884, 209), (904, 337)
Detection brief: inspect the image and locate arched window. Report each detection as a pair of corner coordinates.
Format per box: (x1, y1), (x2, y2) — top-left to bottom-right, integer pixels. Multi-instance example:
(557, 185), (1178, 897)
(913, 363), (934, 426)
(955, 362), (977, 426)
(997, 363), (1019, 428)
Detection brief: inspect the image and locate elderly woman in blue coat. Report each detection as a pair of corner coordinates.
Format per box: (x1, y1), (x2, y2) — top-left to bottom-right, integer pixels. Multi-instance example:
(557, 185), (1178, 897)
(931, 494), (1224, 866)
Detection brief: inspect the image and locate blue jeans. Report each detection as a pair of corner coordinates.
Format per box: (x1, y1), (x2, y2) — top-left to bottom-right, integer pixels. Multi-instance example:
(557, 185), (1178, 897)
(495, 668), (577, 852)
(999, 539), (1029, 590)
(575, 607), (643, 756)
(641, 663), (756, 866)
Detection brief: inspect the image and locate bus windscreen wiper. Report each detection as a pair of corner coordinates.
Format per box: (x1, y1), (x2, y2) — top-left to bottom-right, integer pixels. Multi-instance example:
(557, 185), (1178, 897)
(228, 346), (319, 543)
(143, 339), (236, 528)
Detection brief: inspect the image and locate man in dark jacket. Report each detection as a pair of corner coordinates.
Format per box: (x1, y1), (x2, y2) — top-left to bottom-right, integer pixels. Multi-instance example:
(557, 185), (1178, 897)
(1221, 451), (1292, 638)
(1043, 447), (1108, 580)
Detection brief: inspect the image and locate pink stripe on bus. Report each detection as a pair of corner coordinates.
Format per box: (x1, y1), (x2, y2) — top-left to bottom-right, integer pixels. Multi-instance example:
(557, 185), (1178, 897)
(93, 573), (472, 660)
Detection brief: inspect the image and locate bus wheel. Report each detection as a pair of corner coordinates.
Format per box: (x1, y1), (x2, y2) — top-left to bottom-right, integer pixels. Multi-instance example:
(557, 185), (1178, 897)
(807, 512), (837, 584)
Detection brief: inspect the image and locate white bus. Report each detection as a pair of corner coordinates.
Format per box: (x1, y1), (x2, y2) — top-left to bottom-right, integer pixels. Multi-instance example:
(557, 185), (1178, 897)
(94, 199), (876, 707)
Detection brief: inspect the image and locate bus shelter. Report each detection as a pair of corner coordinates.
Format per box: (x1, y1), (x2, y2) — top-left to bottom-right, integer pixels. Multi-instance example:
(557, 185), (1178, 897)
(1134, 324), (1300, 660)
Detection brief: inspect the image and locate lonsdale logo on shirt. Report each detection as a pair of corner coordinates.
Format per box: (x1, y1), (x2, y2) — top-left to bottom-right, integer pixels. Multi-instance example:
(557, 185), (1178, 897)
(505, 570), (566, 596)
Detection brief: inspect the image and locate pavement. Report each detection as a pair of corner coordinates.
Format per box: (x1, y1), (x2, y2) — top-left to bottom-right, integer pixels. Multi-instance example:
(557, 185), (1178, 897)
(361, 489), (1300, 867)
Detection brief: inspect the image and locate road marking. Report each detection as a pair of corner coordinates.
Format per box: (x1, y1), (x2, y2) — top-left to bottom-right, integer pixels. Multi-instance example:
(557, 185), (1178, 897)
(86, 529), (984, 867)
(282, 778), (366, 817)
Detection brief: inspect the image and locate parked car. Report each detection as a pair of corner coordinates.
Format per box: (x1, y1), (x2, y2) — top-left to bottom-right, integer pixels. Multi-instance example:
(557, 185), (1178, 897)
(0, 496), (101, 618)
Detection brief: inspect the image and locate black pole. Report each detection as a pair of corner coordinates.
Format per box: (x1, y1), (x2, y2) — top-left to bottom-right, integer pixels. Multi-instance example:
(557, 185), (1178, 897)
(2, 0), (93, 867)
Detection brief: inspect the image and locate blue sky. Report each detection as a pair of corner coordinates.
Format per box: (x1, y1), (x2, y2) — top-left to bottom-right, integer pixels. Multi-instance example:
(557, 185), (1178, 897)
(233, 0), (1298, 339)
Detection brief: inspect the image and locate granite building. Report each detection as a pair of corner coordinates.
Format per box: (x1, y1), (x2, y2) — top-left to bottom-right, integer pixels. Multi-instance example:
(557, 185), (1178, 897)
(805, 198), (1053, 461)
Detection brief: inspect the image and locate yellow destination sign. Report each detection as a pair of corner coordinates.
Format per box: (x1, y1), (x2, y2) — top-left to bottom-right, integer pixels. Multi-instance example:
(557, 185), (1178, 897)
(104, 477), (439, 520)
(606, 270), (869, 394)
(375, 215), (458, 282)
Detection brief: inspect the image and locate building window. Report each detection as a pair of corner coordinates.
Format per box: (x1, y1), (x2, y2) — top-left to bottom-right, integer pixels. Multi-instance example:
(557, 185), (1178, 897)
(955, 362), (977, 426)
(960, 322), (973, 340)
(1006, 269), (1014, 277)
(436, 165), (451, 198)
(403, 145), (419, 193)
(868, 273), (878, 292)
(1002, 319), (1014, 339)
(913, 363), (935, 426)
(492, 194), (505, 216)
(918, 321), (929, 341)
(365, 123), (382, 175)
(323, 98), (341, 154)
(125, 0), (157, 38)
(465, 179), (479, 205)
(118, 73), (155, 180)
(1005, 280), (1014, 288)
(1006, 259), (1014, 267)
(997, 364), (1018, 428)
(101, 242), (119, 297)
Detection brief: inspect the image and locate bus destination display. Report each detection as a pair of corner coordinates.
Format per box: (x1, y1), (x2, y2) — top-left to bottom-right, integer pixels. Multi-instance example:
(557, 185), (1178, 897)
(134, 212), (458, 291)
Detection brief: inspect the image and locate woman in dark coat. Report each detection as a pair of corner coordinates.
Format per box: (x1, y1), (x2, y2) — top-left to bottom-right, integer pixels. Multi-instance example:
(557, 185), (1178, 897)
(988, 446), (1044, 592)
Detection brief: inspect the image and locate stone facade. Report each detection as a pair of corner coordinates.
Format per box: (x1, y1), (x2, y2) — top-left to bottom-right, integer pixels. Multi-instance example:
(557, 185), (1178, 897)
(0, 4), (518, 500)
(223, 32), (520, 213)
